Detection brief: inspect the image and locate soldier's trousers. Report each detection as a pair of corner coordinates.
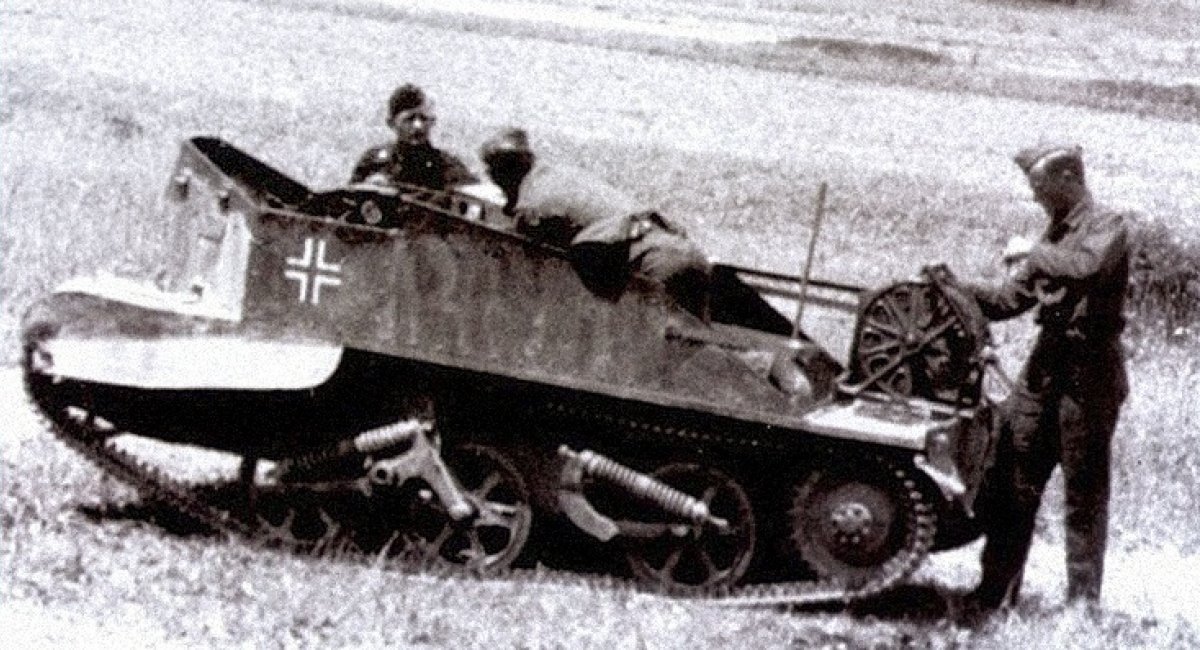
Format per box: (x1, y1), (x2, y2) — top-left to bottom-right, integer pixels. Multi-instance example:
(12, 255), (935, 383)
(629, 229), (711, 318)
(974, 357), (1125, 607)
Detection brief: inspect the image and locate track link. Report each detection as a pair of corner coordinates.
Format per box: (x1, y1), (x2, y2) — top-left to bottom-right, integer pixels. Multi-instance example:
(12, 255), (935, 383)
(21, 353), (936, 609)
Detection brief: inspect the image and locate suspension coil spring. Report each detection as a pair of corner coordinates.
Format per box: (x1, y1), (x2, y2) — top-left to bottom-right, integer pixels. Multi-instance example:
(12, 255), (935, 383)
(278, 420), (430, 475)
(353, 419), (429, 454)
(567, 448), (712, 525)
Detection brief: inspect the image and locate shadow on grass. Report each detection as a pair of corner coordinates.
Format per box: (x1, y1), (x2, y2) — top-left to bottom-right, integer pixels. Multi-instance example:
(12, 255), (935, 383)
(76, 499), (220, 538)
(849, 584), (960, 621)
(780, 584), (963, 623)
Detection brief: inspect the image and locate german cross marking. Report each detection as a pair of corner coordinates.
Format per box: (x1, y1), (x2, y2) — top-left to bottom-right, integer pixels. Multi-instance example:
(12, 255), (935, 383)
(284, 237), (342, 305)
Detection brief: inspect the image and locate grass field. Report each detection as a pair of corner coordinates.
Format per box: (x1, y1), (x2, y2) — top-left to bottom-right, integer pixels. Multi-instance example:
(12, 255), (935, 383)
(2, 0), (1199, 647)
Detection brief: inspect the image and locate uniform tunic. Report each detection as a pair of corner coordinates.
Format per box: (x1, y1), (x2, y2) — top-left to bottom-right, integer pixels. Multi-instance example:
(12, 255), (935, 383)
(969, 193), (1131, 606)
(350, 142), (477, 190)
(513, 163), (710, 316)
(511, 163), (644, 246)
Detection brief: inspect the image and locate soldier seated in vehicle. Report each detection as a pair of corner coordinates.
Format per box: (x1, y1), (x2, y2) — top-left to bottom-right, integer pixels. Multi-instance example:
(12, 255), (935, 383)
(479, 127), (712, 318)
(350, 83), (478, 191)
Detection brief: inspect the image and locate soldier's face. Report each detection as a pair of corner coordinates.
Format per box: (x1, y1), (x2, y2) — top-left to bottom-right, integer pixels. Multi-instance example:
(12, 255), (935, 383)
(390, 105), (435, 145)
(1027, 164), (1073, 216)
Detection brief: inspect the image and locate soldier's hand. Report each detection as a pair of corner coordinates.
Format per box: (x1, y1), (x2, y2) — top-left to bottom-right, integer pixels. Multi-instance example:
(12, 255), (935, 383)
(1002, 235), (1034, 264)
(1033, 277), (1067, 306)
(361, 172), (391, 187)
(1005, 258), (1029, 280)
(627, 215), (652, 240)
(1002, 235), (1034, 279)
(917, 263), (953, 283)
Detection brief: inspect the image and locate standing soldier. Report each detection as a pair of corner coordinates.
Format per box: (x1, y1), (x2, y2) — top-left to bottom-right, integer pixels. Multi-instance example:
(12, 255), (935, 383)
(479, 127), (711, 318)
(350, 83), (477, 190)
(963, 144), (1131, 619)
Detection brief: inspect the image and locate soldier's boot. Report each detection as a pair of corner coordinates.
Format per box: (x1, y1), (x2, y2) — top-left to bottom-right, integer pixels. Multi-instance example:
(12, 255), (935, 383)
(961, 505), (1037, 627)
(1064, 493), (1107, 605)
(1066, 561), (1103, 603)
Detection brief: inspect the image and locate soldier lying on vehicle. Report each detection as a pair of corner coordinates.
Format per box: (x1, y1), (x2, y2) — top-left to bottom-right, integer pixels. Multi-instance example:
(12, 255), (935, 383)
(477, 127), (712, 318)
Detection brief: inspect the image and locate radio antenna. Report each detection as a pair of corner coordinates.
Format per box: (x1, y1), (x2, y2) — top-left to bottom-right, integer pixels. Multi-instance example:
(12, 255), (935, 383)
(791, 182), (828, 340)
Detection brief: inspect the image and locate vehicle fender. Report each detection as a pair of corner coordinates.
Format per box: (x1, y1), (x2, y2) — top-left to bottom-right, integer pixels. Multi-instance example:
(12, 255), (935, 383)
(23, 280), (343, 391)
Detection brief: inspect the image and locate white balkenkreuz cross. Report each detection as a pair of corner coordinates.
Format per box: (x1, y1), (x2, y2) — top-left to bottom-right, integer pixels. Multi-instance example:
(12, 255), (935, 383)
(284, 237), (342, 305)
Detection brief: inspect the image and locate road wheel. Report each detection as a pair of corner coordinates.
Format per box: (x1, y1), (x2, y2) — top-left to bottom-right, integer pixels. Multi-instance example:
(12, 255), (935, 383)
(414, 444), (532, 572)
(626, 463), (755, 594)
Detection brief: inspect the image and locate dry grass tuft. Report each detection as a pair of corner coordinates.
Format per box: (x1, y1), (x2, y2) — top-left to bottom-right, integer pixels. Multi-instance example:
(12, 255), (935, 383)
(967, 598), (1200, 650)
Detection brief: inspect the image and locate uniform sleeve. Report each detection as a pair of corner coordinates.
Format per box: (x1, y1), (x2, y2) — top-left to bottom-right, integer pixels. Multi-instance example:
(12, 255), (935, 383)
(966, 268), (1039, 322)
(439, 150), (479, 186)
(350, 147), (390, 184)
(516, 209), (583, 248)
(1025, 211), (1128, 282)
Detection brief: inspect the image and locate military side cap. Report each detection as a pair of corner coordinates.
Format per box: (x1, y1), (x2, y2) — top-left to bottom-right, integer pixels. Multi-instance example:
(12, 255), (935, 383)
(388, 83), (427, 119)
(1013, 143), (1083, 175)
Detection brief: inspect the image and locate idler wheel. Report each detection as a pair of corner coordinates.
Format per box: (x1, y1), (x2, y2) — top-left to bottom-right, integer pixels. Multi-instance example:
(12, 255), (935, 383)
(626, 464), (755, 594)
(789, 461), (915, 587)
(415, 444), (532, 572)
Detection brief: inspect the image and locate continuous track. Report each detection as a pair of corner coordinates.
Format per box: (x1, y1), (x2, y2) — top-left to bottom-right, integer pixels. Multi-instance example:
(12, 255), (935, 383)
(23, 350), (936, 609)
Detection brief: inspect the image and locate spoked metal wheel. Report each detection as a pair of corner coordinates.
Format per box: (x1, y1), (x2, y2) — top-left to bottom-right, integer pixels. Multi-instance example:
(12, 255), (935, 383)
(626, 464), (756, 594)
(849, 280), (975, 401)
(789, 459), (930, 588)
(413, 444), (532, 572)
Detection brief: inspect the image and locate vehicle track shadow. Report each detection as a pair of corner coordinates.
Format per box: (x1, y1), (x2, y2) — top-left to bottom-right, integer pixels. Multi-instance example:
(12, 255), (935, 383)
(780, 584), (958, 620)
(76, 499), (219, 538)
(847, 584), (957, 621)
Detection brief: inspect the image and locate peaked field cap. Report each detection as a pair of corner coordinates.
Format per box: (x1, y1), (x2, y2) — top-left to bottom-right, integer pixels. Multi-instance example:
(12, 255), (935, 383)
(1013, 143), (1083, 175)
(481, 127), (532, 158)
(388, 83), (427, 118)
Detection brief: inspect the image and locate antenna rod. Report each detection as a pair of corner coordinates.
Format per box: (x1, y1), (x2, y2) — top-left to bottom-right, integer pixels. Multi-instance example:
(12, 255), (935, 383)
(792, 182), (828, 339)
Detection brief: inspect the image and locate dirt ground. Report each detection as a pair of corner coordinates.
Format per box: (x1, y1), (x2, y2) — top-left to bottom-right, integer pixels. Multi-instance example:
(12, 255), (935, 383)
(393, 0), (1200, 85)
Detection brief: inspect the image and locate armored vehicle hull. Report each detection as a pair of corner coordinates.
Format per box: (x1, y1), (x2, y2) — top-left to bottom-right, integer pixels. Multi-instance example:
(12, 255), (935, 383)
(22, 137), (1000, 604)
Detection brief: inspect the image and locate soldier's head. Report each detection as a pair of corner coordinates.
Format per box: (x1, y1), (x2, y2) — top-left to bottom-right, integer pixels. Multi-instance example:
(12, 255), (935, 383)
(480, 127), (535, 209)
(1013, 144), (1087, 220)
(387, 84), (436, 146)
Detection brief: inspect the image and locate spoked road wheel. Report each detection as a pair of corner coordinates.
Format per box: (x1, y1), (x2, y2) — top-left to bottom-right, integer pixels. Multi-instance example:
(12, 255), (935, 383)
(789, 458), (934, 588)
(413, 444), (532, 573)
(626, 464), (756, 594)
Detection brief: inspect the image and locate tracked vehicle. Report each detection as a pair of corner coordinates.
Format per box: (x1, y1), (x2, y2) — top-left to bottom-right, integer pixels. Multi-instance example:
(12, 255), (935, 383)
(22, 137), (1002, 605)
